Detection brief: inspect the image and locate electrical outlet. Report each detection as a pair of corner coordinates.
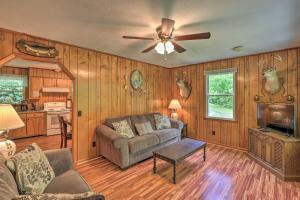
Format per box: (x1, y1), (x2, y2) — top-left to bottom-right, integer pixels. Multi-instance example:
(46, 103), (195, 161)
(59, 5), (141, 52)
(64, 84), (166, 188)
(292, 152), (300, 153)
(212, 130), (216, 135)
(92, 141), (96, 147)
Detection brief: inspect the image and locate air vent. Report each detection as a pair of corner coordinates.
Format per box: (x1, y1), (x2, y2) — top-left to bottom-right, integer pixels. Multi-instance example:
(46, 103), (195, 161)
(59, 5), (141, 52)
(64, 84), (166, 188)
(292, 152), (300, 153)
(232, 46), (244, 52)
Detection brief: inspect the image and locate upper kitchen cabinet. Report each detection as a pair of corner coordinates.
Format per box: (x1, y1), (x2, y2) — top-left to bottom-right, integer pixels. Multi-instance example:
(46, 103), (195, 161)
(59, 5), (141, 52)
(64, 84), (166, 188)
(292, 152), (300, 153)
(29, 77), (43, 99)
(43, 78), (57, 87)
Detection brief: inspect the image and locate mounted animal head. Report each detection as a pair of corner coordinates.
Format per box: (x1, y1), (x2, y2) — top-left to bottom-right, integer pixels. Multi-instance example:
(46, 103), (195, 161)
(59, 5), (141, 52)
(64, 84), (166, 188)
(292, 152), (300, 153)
(175, 72), (192, 99)
(259, 55), (282, 79)
(258, 55), (283, 94)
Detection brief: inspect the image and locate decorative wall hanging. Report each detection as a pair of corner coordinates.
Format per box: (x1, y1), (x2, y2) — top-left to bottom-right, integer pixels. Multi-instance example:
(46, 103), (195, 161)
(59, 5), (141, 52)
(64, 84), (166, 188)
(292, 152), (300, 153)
(175, 71), (192, 100)
(123, 69), (146, 96)
(255, 55), (294, 103)
(130, 69), (144, 90)
(16, 39), (58, 58)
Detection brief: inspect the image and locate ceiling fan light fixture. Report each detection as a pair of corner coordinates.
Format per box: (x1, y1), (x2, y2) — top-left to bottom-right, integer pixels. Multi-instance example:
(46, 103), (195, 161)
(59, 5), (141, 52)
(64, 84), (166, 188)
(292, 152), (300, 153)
(165, 41), (174, 54)
(155, 41), (174, 55)
(155, 42), (165, 54)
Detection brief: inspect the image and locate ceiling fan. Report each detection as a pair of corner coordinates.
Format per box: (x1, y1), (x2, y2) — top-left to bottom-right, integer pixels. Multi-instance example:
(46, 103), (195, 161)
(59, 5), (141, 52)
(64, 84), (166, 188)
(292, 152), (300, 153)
(122, 18), (211, 54)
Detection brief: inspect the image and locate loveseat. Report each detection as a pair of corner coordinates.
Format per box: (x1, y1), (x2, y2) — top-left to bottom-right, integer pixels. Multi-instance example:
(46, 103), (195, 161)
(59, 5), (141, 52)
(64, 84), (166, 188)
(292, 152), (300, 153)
(0, 148), (104, 200)
(96, 113), (184, 169)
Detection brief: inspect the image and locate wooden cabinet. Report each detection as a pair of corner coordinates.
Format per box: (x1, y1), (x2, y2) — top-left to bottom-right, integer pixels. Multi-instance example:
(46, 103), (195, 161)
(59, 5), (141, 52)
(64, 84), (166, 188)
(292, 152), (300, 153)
(27, 112), (45, 136)
(43, 78), (57, 87)
(9, 114), (27, 139)
(248, 128), (300, 181)
(29, 77), (43, 99)
(8, 112), (46, 139)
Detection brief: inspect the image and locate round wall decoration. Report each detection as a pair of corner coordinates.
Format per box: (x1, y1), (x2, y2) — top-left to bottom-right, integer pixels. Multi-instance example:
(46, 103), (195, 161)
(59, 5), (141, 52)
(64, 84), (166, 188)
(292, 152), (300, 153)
(130, 69), (144, 90)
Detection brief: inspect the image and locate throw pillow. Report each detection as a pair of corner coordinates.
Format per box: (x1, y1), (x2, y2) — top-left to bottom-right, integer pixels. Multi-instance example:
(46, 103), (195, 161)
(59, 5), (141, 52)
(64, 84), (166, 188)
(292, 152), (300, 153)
(154, 114), (171, 130)
(112, 120), (135, 138)
(6, 143), (55, 195)
(135, 121), (154, 135)
(13, 192), (104, 200)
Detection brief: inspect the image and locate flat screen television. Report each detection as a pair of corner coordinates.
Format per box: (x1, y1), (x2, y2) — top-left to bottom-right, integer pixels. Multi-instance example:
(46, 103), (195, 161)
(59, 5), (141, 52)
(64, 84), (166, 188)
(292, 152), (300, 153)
(257, 103), (295, 135)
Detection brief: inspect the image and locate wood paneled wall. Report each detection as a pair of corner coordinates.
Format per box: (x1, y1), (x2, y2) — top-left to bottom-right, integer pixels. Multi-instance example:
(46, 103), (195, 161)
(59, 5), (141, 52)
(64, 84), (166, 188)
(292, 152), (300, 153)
(0, 66), (28, 75)
(1, 27), (299, 159)
(0, 66), (72, 108)
(171, 49), (299, 150)
(0, 28), (171, 162)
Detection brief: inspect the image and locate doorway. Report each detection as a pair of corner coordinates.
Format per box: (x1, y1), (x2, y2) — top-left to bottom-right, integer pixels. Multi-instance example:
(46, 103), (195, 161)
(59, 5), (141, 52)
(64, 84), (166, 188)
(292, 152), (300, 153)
(0, 53), (77, 160)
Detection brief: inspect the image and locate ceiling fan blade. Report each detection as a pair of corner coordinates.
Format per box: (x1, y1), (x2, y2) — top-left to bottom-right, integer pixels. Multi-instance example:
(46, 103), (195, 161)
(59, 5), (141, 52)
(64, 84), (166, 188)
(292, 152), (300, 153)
(141, 43), (157, 53)
(174, 32), (211, 41)
(161, 18), (175, 36)
(171, 42), (186, 53)
(122, 36), (154, 40)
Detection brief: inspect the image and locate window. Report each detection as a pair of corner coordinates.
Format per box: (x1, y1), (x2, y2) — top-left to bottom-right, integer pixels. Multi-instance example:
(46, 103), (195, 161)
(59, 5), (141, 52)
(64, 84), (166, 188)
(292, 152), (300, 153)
(205, 68), (236, 120)
(0, 75), (27, 104)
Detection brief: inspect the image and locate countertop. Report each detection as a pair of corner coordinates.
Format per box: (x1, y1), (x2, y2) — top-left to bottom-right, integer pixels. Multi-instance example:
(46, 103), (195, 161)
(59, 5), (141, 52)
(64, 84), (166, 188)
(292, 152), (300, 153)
(17, 110), (46, 114)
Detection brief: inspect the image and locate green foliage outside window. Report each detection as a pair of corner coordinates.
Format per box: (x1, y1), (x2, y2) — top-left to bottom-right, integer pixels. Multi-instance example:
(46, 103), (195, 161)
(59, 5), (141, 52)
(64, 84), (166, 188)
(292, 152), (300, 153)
(0, 75), (27, 104)
(207, 72), (235, 119)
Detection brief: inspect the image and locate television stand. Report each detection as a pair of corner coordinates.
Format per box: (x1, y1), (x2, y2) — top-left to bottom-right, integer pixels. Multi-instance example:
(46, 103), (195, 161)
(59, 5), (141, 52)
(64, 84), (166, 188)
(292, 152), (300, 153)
(248, 128), (300, 181)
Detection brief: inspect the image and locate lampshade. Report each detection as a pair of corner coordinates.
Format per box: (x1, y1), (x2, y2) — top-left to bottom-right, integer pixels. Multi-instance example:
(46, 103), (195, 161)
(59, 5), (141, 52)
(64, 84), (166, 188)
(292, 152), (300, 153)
(168, 99), (181, 110)
(0, 104), (25, 131)
(155, 42), (165, 54)
(165, 41), (174, 54)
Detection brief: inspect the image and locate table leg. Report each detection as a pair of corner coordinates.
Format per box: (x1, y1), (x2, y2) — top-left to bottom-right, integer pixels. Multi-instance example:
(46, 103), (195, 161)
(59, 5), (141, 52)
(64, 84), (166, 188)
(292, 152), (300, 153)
(173, 162), (176, 184)
(203, 145), (206, 161)
(153, 154), (157, 174)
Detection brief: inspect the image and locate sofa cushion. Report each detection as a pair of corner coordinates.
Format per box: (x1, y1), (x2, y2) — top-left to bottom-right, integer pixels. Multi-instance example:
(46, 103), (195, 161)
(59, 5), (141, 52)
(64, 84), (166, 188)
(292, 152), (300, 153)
(145, 113), (159, 130)
(106, 116), (133, 131)
(135, 121), (154, 136)
(130, 113), (159, 132)
(112, 120), (135, 138)
(128, 134), (159, 154)
(154, 114), (171, 130)
(6, 143), (55, 195)
(0, 153), (18, 200)
(13, 192), (104, 200)
(153, 128), (180, 143)
(44, 170), (91, 194)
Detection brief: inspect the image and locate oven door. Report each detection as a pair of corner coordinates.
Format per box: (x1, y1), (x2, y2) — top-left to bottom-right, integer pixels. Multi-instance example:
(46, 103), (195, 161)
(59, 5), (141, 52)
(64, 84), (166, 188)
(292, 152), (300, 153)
(46, 112), (70, 135)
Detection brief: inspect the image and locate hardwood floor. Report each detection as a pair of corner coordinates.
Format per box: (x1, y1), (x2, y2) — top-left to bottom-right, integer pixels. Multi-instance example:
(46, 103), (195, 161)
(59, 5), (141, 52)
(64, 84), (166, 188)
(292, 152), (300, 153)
(77, 144), (300, 200)
(13, 135), (72, 152)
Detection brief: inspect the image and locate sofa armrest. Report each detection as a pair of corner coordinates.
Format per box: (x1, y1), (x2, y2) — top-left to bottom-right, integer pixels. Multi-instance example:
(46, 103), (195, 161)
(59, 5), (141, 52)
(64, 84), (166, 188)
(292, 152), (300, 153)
(44, 148), (73, 176)
(96, 125), (128, 149)
(170, 118), (184, 132)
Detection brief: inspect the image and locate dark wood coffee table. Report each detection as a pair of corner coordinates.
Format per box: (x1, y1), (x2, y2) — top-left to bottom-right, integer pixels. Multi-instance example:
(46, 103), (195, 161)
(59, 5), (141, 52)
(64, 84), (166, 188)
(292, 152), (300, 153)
(153, 138), (206, 184)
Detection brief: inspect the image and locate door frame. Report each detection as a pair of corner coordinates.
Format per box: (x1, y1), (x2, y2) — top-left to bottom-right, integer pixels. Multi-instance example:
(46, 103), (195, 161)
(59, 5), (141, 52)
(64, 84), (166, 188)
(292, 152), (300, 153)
(0, 53), (78, 162)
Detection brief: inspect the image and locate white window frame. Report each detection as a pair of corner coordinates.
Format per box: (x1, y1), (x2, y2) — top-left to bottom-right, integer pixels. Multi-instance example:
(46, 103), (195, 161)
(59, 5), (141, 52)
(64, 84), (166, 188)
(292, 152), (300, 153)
(205, 68), (237, 121)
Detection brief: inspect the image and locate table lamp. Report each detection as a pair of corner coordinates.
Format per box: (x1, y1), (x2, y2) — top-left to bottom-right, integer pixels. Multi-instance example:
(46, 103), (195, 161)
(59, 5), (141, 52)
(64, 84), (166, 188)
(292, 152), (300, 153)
(0, 104), (25, 159)
(168, 99), (181, 120)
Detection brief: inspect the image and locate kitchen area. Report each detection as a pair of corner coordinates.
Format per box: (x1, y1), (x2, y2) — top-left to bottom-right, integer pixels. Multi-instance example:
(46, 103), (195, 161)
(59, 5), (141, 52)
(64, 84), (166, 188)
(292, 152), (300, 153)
(0, 60), (73, 152)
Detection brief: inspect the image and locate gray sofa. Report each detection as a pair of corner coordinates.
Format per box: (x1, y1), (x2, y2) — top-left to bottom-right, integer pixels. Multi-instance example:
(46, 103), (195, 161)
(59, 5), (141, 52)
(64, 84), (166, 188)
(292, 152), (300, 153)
(0, 148), (104, 200)
(96, 113), (184, 169)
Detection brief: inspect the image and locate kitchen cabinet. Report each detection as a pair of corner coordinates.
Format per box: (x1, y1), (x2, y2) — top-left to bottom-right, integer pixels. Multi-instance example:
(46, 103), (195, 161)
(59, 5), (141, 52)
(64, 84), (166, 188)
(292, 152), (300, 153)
(27, 112), (46, 136)
(9, 114), (27, 139)
(43, 78), (57, 87)
(8, 112), (46, 139)
(29, 77), (43, 99)
(248, 128), (300, 181)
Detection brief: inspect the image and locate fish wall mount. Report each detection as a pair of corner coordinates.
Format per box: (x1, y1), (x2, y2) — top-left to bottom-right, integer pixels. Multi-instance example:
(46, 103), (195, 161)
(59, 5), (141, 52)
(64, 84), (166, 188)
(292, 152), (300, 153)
(16, 39), (58, 58)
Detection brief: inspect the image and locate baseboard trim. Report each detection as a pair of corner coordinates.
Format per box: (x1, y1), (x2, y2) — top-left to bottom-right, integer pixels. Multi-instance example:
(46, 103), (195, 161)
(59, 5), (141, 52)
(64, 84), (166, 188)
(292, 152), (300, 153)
(76, 156), (100, 166)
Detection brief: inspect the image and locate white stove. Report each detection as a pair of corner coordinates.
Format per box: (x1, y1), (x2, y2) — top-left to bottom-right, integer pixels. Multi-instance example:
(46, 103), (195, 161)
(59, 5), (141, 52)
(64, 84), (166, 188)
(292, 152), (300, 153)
(44, 102), (71, 136)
